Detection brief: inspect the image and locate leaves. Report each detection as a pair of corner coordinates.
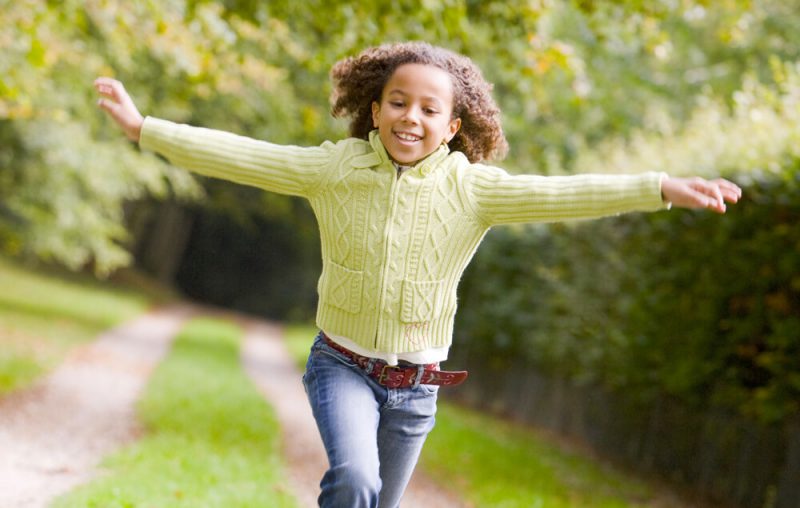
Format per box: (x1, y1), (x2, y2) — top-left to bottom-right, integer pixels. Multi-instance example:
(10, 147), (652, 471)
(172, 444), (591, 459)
(1, 0), (798, 422)
(456, 174), (800, 424)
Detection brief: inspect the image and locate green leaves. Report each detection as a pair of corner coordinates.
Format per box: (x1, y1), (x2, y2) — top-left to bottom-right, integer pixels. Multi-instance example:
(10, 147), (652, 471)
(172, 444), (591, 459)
(4, 0), (799, 275)
(1, 1), (798, 420)
(455, 175), (800, 424)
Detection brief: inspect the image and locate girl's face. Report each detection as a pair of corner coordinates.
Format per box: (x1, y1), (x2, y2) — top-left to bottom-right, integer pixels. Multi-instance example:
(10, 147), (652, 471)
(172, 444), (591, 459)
(372, 63), (461, 166)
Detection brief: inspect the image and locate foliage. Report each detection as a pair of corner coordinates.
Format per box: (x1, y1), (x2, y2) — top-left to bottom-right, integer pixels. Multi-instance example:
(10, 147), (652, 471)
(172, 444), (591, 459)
(4, 0), (800, 275)
(2, 0), (798, 454)
(450, 55), (800, 425)
(174, 186), (321, 321)
(455, 170), (800, 424)
(53, 318), (298, 508)
(571, 58), (800, 181)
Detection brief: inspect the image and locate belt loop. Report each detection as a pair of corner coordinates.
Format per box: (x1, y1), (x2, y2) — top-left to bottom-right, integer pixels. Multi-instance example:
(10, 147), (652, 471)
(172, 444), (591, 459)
(412, 364), (424, 389)
(366, 357), (377, 374)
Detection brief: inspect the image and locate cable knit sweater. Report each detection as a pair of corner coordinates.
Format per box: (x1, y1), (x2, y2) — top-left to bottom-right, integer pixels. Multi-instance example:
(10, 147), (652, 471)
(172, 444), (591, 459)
(140, 117), (667, 354)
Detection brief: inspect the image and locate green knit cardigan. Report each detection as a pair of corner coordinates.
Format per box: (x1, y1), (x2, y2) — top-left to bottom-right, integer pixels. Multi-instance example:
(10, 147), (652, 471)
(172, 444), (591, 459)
(140, 117), (667, 354)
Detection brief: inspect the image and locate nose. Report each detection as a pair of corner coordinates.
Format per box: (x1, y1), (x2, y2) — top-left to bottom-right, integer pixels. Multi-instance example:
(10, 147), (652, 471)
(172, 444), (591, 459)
(401, 105), (420, 124)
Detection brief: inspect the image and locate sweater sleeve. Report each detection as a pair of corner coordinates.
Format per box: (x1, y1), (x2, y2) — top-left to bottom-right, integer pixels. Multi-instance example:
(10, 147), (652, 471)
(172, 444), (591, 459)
(139, 117), (333, 198)
(465, 164), (669, 226)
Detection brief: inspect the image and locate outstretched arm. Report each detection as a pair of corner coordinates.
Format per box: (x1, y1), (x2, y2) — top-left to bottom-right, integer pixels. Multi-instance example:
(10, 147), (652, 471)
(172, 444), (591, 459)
(661, 176), (742, 214)
(92, 77), (332, 198)
(94, 77), (144, 142)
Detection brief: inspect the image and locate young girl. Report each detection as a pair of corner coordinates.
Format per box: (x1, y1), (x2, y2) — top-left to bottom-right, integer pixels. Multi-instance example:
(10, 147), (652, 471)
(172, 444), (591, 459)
(95, 41), (740, 508)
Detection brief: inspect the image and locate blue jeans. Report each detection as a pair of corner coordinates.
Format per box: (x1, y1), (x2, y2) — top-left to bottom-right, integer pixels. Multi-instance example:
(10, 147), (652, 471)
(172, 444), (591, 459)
(302, 333), (439, 508)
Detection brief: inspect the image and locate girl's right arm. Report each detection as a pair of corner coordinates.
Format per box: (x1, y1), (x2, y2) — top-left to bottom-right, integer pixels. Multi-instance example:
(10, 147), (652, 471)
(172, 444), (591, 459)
(93, 77), (331, 198)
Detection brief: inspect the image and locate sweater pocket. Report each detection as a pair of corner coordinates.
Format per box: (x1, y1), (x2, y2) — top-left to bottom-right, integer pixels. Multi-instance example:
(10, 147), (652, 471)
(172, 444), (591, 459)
(400, 279), (444, 323)
(319, 261), (364, 314)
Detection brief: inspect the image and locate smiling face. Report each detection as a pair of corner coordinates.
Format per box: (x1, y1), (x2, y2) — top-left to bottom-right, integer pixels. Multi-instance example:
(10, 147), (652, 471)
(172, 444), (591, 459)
(371, 63), (462, 166)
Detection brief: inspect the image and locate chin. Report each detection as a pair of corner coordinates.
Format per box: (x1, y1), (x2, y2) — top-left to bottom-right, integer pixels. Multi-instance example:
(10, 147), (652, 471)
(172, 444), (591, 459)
(387, 150), (417, 165)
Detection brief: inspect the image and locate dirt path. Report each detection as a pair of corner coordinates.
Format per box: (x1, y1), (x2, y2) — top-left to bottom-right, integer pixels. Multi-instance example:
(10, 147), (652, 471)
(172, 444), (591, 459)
(0, 304), (463, 507)
(241, 320), (467, 508)
(0, 306), (191, 508)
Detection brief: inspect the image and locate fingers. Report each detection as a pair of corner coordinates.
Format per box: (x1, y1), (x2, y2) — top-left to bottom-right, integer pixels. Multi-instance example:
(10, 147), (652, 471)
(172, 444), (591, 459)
(662, 176), (742, 214)
(695, 178), (725, 211)
(93, 78), (133, 110)
(93, 77), (125, 100)
(712, 178), (742, 204)
(689, 178), (742, 213)
(96, 97), (122, 118)
(93, 77), (144, 141)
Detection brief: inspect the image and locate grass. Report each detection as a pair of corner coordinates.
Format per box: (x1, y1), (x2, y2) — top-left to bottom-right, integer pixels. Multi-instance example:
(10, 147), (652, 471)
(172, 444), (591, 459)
(422, 404), (667, 507)
(0, 249), (676, 507)
(282, 322), (317, 370)
(53, 318), (298, 508)
(283, 322), (670, 508)
(0, 256), (163, 393)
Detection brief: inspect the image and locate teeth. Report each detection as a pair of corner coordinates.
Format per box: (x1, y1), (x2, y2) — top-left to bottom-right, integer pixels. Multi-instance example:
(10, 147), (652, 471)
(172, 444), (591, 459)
(396, 132), (421, 141)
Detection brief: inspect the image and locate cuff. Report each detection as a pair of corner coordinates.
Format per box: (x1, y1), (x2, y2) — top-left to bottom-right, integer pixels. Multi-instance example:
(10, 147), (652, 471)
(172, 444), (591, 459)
(659, 173), (672, 210)
(138, 116), (177, 154)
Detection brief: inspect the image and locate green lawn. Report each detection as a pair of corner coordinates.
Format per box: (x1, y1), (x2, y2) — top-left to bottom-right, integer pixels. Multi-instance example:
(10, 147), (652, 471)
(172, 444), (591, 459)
(0, 256), (676, 507)
(422, 404), (665, 507)
(53, 318), (298, 508)
(283, 323), (675, 508)
(0, 257), (162, 393)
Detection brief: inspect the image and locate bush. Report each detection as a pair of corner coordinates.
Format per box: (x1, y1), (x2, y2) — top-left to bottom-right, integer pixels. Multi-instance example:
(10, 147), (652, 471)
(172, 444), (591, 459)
(454, 172), (800, 425)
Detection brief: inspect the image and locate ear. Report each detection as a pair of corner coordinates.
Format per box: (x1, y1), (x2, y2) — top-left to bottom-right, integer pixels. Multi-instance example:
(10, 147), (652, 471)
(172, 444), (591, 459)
(445, 117), (462, 143)
(371, 101), (380, 128)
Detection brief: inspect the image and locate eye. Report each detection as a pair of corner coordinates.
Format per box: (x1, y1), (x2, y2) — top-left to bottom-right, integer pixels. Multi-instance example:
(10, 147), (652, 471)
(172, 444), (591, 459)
(423, 107), (439, 115)
(389, 101), (404, 108)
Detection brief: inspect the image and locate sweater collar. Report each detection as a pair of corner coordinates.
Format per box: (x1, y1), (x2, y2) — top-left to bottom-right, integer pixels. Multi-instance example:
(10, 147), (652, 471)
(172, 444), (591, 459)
(352, 130), (450, 176)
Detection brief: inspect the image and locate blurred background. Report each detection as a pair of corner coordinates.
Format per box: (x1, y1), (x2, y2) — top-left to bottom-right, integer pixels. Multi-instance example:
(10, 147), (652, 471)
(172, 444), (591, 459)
(1, 1), (798, 507)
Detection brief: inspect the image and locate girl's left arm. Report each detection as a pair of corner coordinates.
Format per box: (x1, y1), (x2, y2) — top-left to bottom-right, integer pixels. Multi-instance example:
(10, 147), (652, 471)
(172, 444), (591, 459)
(465, 166), (741, 227)
(660, 176), (741, 214)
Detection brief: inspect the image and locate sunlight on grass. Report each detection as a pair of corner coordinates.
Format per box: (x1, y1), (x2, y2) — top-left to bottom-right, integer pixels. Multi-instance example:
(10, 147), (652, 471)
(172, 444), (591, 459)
(423, 403), (659, 508)
(0, 257), (155, 393)
(53, 318), (298, 508)
(0, 257), (150, 328)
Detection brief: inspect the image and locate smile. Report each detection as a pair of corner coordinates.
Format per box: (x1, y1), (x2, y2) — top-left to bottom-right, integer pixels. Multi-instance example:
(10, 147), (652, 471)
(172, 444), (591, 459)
(394, 131), (422, 143)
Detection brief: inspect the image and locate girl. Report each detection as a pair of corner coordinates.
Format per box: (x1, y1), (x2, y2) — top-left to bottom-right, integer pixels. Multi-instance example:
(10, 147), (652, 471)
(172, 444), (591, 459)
(95, 41), (740, 508)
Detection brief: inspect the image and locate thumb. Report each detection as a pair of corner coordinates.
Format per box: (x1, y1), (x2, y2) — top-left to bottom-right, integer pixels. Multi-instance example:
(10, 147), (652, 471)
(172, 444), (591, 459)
(97, 98), (142, 141)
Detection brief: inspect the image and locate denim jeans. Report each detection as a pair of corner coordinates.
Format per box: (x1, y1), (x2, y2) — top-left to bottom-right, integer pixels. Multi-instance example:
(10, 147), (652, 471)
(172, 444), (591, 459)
(302, 332), (439, 508)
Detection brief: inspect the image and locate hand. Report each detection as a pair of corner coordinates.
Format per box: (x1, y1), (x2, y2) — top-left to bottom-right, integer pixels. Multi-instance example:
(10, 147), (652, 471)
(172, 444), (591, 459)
(661, 176), (742, 214)
(94, 77), (144, 142)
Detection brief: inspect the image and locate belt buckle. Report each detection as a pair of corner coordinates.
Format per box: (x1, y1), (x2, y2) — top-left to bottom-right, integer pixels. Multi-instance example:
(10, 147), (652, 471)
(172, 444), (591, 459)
(378, 364), (393, 386)
(378, 364), (409, 388)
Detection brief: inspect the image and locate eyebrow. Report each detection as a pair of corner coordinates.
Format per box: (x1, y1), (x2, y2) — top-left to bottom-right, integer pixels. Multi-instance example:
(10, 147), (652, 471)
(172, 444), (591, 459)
(386, 89), (444, 105)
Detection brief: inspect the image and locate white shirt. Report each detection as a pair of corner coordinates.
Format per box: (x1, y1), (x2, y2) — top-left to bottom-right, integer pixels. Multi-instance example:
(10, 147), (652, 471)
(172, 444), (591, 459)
(325, 331), (449, 366)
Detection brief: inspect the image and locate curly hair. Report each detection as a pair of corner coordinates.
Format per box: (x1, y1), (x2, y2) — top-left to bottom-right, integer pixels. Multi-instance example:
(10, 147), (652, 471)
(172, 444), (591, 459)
(330, 41), (508, 163)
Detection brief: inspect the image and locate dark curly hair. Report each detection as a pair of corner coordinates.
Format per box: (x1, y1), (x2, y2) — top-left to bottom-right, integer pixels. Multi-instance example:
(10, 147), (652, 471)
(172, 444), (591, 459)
(330, 41), (508, 163)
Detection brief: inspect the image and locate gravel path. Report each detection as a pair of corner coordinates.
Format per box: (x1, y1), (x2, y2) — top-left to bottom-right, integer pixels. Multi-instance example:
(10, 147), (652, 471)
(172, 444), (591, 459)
(0, 305), (463, 507)
(240, 319), (467, 508)
(0, 306), (191, 508)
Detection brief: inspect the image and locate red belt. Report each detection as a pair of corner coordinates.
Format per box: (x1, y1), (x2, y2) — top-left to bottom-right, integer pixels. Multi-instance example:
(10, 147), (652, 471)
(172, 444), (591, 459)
(322, 333), (468, 388)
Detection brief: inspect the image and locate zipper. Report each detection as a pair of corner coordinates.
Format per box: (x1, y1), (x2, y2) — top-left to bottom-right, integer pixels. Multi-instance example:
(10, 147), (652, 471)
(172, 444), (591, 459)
(374, 167), (402, 349)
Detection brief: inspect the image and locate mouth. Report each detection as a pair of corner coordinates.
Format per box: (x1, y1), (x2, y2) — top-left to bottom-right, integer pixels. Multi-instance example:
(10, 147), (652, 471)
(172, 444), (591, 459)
(393, 130), (423, 143)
